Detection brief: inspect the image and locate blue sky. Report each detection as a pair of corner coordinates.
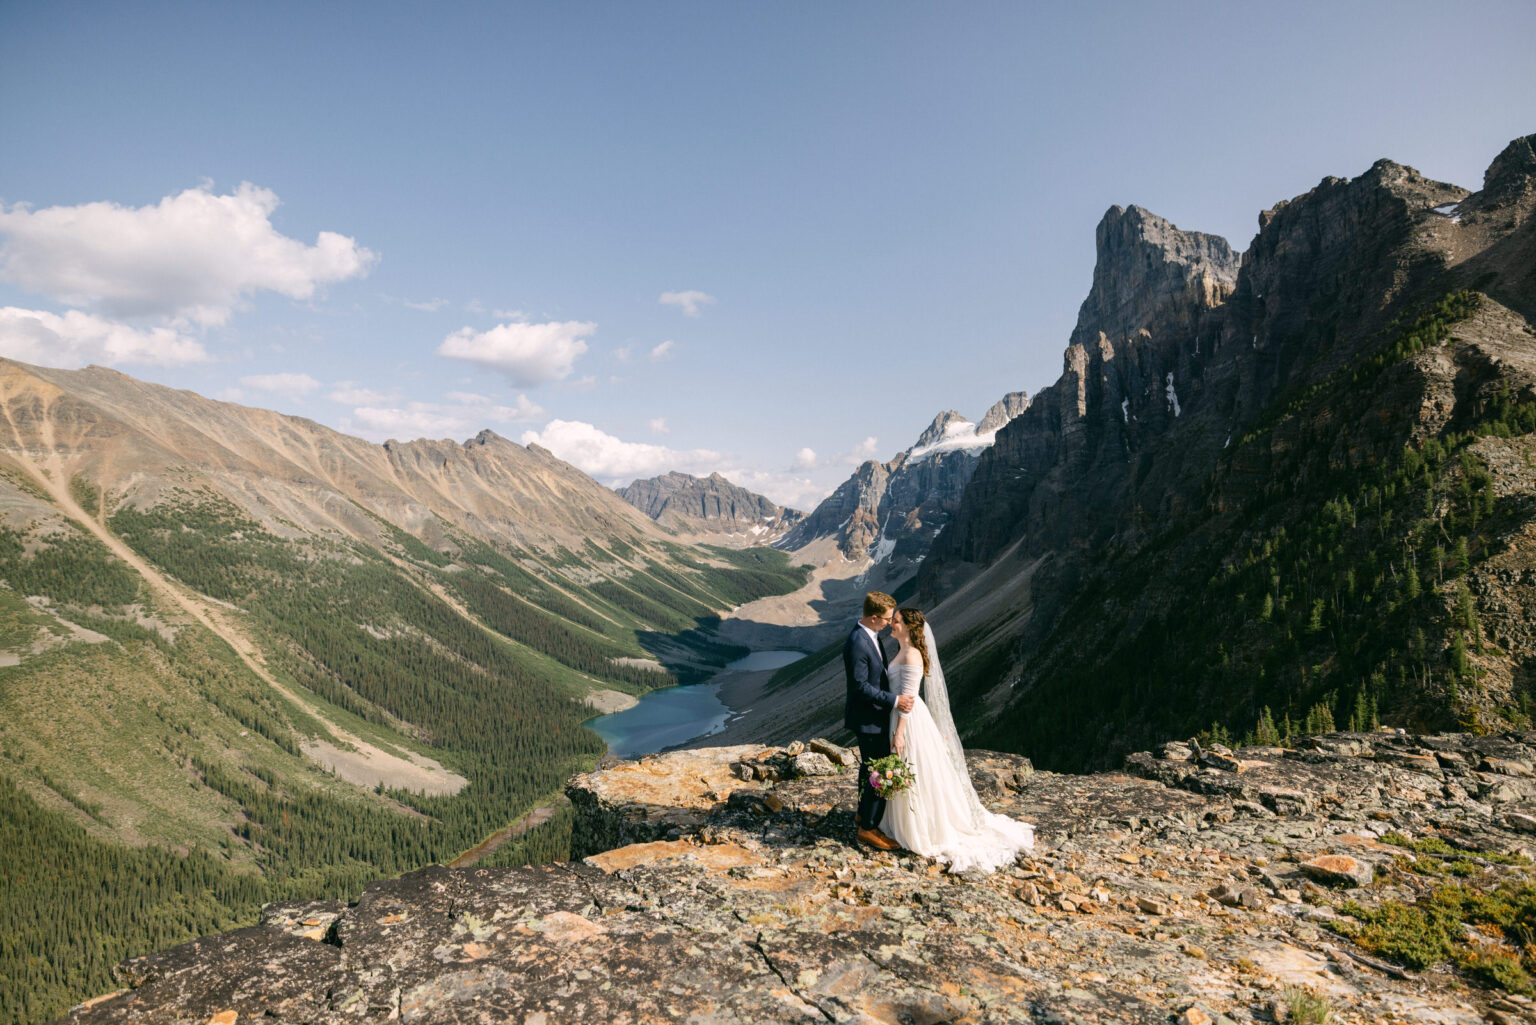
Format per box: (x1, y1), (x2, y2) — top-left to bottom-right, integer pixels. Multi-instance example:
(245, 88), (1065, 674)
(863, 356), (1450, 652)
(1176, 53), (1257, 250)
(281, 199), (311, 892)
(2, 1), (1533, 508)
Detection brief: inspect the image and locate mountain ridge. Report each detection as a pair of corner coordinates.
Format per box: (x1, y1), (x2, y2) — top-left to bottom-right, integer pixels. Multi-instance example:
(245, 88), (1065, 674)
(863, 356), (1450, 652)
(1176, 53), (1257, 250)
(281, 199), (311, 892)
(616, 469), (804, 541)
(778, 389), (1031, 565)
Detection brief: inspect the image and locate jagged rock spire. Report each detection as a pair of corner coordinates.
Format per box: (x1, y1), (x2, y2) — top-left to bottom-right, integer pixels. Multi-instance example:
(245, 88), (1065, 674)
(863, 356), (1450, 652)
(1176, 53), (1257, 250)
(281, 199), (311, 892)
(1072, 205), (1239, 347)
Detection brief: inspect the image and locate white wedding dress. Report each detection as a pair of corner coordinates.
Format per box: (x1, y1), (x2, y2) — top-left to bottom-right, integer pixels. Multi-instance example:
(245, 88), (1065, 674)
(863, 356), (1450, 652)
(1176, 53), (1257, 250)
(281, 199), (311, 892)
(880, 630), (1034, 873)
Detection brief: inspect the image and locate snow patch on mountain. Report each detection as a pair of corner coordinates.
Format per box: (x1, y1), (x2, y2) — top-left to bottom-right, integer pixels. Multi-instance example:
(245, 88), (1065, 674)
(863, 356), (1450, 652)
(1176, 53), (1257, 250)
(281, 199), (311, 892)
(906, 419), (999, 462)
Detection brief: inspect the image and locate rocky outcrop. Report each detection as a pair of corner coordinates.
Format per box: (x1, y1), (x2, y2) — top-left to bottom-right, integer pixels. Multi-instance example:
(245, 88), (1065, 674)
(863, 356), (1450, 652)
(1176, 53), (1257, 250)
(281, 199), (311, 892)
(616, 470), (803, 540)
(61, 730), (1536, 1024)
(925, 203), (1246, 582)
(1475, 134), (1536, 211)
(977, 391), (1032, 435)
(1073, 205), (1239, 348)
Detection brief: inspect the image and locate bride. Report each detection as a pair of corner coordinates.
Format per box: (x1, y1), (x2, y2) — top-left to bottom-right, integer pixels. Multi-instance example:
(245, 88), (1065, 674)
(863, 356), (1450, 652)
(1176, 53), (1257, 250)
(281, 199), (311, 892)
(881, 607), (1035, 872)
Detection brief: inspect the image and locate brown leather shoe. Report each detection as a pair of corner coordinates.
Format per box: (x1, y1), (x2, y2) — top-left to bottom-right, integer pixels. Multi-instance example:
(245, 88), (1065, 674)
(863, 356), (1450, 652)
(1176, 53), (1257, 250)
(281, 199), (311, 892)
(857, 827), (899, 851)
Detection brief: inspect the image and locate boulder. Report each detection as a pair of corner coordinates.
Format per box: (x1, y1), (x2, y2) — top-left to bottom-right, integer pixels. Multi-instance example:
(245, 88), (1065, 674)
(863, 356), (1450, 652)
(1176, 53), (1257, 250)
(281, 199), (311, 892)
(1300, 854), (1376, 889)
(792, 751), (838, 777)
(809, 738), (858, 767)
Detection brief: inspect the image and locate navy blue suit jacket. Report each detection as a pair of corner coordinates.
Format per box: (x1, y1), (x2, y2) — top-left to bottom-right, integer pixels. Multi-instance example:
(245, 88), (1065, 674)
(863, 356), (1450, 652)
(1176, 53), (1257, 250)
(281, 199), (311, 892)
(843, 624), (894, 735)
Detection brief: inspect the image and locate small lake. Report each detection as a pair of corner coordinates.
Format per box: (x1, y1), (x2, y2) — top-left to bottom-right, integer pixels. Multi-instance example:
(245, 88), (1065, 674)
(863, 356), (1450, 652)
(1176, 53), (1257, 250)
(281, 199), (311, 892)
(725, 649), (807, 672)
(587, 649), (805, 759)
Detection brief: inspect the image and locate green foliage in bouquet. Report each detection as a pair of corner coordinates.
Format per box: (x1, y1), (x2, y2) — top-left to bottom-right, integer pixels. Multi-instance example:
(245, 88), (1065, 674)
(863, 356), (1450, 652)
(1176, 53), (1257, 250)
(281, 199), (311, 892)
(868, 754), (915, 797)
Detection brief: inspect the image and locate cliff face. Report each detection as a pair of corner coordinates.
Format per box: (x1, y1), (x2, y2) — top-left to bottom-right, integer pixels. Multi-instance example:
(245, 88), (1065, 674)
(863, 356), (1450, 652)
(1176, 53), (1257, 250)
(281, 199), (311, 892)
(1074, 204), (1239, 348)
(916, 136), (1536, 770)
(926, 203), (1244, 578)
(616, 470), (803, 540)
(59, 730), (1536, 1024)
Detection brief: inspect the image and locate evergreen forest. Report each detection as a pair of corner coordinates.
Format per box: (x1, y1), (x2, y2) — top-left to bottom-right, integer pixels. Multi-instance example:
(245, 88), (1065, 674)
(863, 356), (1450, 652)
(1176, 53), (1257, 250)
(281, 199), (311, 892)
(964, 292), (1536, 769)
(0, 494), (807, 1022)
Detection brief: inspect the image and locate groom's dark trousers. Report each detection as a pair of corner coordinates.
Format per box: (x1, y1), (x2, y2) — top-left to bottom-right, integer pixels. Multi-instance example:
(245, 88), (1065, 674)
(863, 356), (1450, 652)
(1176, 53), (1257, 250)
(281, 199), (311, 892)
(854, 731), (891, 830)
(843, 624), (896, 830)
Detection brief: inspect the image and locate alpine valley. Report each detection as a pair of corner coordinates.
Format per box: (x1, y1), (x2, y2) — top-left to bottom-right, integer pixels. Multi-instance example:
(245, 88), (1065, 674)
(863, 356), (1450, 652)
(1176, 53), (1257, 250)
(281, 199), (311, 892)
(0, 362), (809, 1021)
(5, 132), (1536, 1023)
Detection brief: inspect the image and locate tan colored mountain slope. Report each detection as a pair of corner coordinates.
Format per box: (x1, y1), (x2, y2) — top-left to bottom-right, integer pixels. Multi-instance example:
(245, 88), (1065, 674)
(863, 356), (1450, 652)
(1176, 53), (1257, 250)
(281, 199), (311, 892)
(0, 360), (657, 553)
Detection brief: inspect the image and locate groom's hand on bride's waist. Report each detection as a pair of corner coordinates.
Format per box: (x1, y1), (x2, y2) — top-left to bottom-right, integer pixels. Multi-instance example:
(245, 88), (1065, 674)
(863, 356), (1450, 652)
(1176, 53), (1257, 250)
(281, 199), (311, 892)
(896, 695), (915, 714)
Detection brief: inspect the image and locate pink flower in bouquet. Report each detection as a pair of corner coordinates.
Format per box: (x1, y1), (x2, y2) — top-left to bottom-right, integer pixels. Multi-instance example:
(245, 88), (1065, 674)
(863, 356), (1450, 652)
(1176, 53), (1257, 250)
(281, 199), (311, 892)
(866, 754), (915, 797)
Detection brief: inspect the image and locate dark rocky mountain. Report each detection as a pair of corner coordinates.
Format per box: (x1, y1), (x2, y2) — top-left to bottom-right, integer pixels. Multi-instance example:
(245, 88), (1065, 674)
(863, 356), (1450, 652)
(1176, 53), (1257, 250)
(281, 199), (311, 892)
(616, 470), (803, 540)
(718, 136), (1536, 772)
(779, 391), (1031, 579)
(916, 134), (1536, 771)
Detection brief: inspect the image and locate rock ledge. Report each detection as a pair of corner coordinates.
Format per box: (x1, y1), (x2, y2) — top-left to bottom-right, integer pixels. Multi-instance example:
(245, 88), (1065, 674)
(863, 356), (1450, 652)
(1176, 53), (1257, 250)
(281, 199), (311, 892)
(60, 731), (1536, 1024)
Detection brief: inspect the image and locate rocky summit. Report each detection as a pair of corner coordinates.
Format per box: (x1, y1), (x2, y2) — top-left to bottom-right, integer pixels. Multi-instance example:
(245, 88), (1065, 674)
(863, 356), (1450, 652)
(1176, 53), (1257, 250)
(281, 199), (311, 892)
(779, 390), (1031, 570)
(616, 471), (804, 540)
(60, 730), (1536, 1024)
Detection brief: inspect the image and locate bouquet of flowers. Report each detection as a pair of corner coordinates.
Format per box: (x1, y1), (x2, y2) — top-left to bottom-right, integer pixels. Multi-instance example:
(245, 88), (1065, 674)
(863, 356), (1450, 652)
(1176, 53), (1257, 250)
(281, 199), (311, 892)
(867, 753), (915, 797)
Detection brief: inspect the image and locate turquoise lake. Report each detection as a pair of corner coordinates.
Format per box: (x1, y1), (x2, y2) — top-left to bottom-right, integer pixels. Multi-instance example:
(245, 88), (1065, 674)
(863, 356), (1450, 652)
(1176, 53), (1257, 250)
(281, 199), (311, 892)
(587, 650), (805, 759)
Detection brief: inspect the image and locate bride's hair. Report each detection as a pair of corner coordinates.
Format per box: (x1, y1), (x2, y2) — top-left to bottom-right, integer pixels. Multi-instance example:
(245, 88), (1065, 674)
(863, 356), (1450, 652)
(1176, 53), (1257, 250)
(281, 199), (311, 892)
(897, 607), (930, 676)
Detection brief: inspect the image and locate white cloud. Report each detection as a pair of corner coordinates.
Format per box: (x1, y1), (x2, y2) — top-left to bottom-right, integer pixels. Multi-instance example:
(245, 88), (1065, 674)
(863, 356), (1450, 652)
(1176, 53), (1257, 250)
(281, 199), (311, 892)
(491, 307), (524, 320)
(443, 390), (490, 404)
(613, 345), (633, 363)
(659, 290), (715, 317)
(520, 419), (722, 484)
(0, 306), (207, 367)
(437, 319), (593, 387)
(794, 447), (817, 469)
(710, 467), (830, 511)
(328, 381), (394, 405)
(0, 182), (375, 326)
(846, 436), (881, 464)
(648, 417), (669, 434)
(348, 393), (544, 440)
(508, 418), (833, 510)
(568, 375), (597, 391)
(648, 340), (676, 362)
(240, 372), (320, 397)
(401, 297), (448, 312)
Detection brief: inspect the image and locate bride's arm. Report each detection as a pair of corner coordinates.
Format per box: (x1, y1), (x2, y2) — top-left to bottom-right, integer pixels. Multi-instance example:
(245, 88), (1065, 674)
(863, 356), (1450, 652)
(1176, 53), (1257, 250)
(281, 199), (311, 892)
(892, 661), (919, 754)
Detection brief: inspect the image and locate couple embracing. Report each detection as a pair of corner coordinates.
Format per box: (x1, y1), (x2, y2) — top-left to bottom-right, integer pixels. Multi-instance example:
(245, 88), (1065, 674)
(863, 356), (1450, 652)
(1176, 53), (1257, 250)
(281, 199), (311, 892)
(844, 590), (1035, 873)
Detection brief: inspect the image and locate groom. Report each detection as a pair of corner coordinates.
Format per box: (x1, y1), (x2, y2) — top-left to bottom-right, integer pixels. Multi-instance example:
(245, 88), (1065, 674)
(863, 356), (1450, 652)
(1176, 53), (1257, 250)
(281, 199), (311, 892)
(844, 590), (913, 851)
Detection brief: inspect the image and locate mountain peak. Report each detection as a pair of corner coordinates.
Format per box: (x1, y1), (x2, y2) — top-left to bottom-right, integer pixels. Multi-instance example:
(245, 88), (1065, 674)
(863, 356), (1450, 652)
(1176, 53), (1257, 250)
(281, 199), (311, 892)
(913, 410), (970, 450)
(616, 471), (802, 539)
(1073, 206), (1239, 346)
(976, 391), (1030, 435)
(1483, 133), (1536, 203)
(467, 428), (510, 448)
